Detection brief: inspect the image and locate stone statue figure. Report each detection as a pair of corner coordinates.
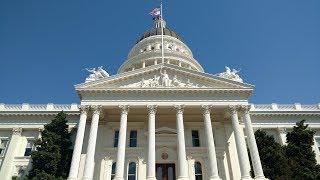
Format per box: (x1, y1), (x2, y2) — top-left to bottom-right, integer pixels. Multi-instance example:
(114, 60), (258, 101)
(98, 66), (109, 77)
(85, 66), (109, 82)
(160, 69), (170, 87)
(218, 66), (243, 83)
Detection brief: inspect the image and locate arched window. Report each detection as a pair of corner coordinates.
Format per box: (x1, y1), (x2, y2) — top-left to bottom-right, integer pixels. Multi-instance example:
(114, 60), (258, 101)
(128, 162), (136, 180)
(111, 162), (116, 179)
(194, 162), (203, 180)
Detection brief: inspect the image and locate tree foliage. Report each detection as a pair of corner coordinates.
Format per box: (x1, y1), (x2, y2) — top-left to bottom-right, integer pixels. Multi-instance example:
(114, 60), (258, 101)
(256, 120), (320, 180)
(284, 120), (320, 180)
(254, 129), (292, 180)
(28, 111), (73, 179)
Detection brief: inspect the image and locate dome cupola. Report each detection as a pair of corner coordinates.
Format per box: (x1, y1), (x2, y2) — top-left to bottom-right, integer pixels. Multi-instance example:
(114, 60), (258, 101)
(118, 18), (204, 73)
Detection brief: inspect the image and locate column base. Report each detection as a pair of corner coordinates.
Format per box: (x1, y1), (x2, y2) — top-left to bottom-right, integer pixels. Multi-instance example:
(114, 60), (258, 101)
(147, 177), (157, 180)
(82, 177), (93, 180)
(112, 177), (124, 180)
(177, 177), (190, 180)
(241, 177), (254, 180)
(254, 177), (269, 180)
(209, 177), (222, 180)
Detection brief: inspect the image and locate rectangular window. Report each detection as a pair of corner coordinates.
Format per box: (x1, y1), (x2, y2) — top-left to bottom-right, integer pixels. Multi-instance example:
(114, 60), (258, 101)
(192, 130), (200, 147)
(129, 130), (137, 147)
(114, 130), (119, 147)
(0, 139), (9, 156)
(24, 139), (35, 156)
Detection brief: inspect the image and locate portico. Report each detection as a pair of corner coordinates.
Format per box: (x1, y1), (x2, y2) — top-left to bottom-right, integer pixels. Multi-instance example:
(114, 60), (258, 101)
(67, 104), (266, 180)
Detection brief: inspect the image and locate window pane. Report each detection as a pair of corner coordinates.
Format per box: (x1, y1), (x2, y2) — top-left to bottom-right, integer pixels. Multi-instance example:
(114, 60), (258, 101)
(112, 163), (116, 174)
(156, 167), (162, 180)
(24, 148), (32, 156)
(114, 131), (119, 147)
(129, 131), (137, 147)
(0, 139), (8, 156)
(195, 175), (203, 180)
(128, 162), (136, 174)
(194, 162), (202, 174)
(128, 162), (136, 180)
(111, 162), (116, 179)
(192, 130), (200, 147)
(195, 162), (203, 180)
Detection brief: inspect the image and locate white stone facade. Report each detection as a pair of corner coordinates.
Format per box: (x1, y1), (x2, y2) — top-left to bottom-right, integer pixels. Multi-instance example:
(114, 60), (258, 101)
(0, 19), (320, 180)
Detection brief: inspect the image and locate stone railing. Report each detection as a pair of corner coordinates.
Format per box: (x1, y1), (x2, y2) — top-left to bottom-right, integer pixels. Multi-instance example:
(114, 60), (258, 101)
(251, 103), (320, 111)
(0, 103), (79, 112)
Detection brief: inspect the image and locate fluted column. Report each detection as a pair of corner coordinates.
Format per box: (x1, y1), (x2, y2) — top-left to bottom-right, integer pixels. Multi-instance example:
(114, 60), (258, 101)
(114, 105), (129, 180)
(228, 105), (252, 180)
(83, 105), (102, 180)
(147, 105), (157, 180)
(201, 105), (221, 180)
(68, 106), (89, 180)
(0, 127), (22, 179)
(174, 105), (189, 180)
(241, 106), (267, 180)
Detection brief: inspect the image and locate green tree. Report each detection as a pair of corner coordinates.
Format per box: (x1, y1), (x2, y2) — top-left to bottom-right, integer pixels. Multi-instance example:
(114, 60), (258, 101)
(284, 120), (320, 180)
(254, 129), (292, 180)
(28, 111), (73, 179)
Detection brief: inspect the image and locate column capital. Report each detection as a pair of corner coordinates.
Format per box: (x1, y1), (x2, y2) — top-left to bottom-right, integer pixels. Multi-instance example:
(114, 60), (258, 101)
(79, 105), (90, 114)
(228, 105), (238, 115)
(147, 105), (157, 115)
(174, 105), (185, 114)
(119, 105), (130, 115)
(239, 105), (251, 114)
(201, 105), (212, 115)
(12, 127), (22, 136)
(91, 105), (102, 115)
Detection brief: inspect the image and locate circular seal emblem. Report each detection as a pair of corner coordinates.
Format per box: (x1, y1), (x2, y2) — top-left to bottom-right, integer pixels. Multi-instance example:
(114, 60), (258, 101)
(161, 153), (168, 160)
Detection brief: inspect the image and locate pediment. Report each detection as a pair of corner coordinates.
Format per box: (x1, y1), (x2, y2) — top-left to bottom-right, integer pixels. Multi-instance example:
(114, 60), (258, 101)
(155, 127), (177, 135)
(75, 64), (254, 91)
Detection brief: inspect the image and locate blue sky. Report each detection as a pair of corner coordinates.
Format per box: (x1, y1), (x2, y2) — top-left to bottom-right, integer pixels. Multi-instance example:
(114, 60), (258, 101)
(0, 0), (319, 104)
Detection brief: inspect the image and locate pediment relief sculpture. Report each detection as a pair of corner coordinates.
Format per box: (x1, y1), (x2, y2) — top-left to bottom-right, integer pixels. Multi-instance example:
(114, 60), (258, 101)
(139, 68), (205, 88)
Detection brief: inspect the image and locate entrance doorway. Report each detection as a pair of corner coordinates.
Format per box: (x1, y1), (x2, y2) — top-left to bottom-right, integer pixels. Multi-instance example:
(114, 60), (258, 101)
(156, 163), (176, 180)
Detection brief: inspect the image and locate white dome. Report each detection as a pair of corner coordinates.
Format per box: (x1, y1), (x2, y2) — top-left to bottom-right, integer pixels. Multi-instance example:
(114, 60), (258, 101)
(117, 19), (204, 73)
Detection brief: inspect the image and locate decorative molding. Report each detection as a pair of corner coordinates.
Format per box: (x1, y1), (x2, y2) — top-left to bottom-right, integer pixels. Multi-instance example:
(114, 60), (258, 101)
(12, 127), (22, 135)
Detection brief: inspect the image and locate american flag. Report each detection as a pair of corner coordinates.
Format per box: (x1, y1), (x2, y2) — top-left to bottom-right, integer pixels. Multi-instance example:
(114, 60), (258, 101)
(149, 7), (161, 17)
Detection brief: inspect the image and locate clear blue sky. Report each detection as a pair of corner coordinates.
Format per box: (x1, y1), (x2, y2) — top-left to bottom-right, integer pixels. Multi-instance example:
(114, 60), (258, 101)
(0, 0), (319, 104)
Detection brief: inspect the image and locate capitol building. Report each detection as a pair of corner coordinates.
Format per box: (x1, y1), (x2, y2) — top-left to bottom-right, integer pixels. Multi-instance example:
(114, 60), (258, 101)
(0, 18), (319, 180)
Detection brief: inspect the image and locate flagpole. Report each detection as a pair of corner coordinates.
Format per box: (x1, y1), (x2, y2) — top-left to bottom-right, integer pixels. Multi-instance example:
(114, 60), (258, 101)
(160, 2), (164, 64)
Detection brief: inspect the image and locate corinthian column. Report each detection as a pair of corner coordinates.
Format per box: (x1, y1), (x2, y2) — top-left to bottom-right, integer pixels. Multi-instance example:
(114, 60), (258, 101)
(228, 105), (252, 180)
(201, 105), (221, 180)
(68, 105), (89, 180)
(114, 105), (129, 180)
(174, 105), (189, 180)
(241, 106), (267, 180)
(83, 105), (102, 180)
(0, 127), (22, 179)
(147, 105), (157, 180)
